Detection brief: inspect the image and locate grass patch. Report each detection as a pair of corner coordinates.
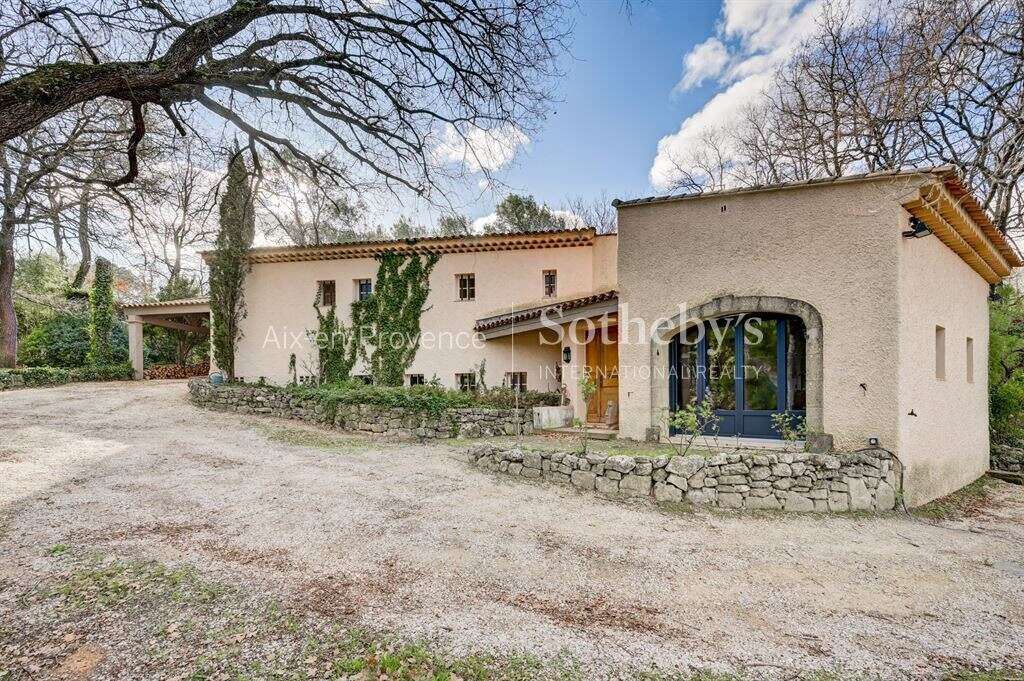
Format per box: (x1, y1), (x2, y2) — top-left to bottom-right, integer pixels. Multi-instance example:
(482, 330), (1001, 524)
(942, 671), (1024, 680)
(914, 476), (1002, 520)
(52, 555), (226, 608)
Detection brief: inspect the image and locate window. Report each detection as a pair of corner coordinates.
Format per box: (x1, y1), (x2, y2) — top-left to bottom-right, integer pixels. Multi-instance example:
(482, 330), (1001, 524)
(457, 273), (475, 301)
(935, 325), (946, 380)
(318, 280), (336, 306)
(966, 337), (974, 383)
(354, 374), (372, 385)
(457, 372), (477, 392)
(408, 374), (425, 386)
(543, 270), (557, 297)
(356, 278), (372, 301)
(506, 371), (527, 393)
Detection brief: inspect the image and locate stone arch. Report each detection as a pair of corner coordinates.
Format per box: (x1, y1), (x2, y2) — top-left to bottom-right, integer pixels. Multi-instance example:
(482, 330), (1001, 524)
(656, 294), (825, 434)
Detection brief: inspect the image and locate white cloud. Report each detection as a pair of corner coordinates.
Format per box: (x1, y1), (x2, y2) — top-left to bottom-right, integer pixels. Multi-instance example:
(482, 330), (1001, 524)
(434, 123), (530, 174)
(471, 212), (499, 233)
(651, 0), (838, 189)
(676, 38), (730, 92)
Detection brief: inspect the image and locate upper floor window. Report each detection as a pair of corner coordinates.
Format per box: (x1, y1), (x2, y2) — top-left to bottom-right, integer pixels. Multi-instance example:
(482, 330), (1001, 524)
(966, 337), (974, 383)
(457, 372), (477, 392)
(356, 278), (372, 301)
(506, 371), (527, 393)
(318, 280), (336, 307)
(543, 270), (557, 297)
(457, 273), (476, 301)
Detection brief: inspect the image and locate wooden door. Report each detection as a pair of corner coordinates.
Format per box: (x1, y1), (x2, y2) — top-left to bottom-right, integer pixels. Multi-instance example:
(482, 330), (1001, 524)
(585, 326), (619, 424)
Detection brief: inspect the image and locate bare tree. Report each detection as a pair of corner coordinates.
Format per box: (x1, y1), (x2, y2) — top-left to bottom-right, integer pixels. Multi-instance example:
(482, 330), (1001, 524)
(0, 0), (568, 198)
(564, 191), (618, 234)
(670, 0), (1024, 237)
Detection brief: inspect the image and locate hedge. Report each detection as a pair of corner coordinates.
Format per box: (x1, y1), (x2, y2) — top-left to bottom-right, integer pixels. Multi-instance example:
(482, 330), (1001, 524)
(286, 380), (562, 416)
(0, 363), (134, 391)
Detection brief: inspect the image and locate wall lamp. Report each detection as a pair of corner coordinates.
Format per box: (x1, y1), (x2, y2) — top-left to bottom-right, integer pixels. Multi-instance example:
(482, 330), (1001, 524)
(902, 217), (933, 239)
(562, 347), (572, 364)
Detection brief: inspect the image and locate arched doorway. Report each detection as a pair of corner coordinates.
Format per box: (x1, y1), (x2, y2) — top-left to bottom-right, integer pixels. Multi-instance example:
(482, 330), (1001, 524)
(669, 313), (807, 439)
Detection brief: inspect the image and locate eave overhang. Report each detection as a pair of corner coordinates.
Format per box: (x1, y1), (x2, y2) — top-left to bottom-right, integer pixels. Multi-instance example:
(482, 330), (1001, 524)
(474, 290), (618, 340)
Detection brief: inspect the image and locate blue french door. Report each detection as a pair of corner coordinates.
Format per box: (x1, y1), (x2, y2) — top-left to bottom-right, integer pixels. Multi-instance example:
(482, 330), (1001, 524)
(669, 315), (806, 439)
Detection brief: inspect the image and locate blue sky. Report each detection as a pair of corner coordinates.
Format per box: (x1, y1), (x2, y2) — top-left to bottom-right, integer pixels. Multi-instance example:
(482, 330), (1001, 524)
(407, 0), (829, 230)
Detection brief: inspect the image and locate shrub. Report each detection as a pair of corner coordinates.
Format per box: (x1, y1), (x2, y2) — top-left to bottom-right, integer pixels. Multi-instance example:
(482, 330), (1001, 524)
(18, 313), (127, 368)
(0, 363), (133, 390)
(286, 381), (560, 417)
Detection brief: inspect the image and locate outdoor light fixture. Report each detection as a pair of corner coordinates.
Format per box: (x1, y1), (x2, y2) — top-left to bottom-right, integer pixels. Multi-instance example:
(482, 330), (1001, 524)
(562, 347), (572, 364)
(901, 217), (933, 239)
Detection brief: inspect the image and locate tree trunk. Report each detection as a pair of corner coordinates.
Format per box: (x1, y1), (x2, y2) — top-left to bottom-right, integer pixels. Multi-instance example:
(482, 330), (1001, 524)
(71, 189), (92, 289)
(0, 215), (17, 367)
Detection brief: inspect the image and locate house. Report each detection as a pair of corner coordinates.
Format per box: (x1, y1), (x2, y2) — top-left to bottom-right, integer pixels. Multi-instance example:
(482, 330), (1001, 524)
(124, 166), (1019, 505)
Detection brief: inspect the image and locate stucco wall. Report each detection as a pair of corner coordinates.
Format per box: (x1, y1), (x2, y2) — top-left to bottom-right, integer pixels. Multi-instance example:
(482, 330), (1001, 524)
(897, 221), (990, 505)
(616, 178), (917, 452)
(235, 245), (600, 389)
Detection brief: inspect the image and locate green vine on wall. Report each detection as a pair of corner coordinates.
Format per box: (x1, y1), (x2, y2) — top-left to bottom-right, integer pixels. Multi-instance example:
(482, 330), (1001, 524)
(351, 251), (440, 386)
(87, 257), (115, 365)
(310, 296), (359, 384)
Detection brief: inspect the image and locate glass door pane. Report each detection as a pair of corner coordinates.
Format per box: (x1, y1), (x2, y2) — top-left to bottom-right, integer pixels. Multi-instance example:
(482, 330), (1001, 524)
(743, 318), (780, 410)
(705, 323), (736, 409)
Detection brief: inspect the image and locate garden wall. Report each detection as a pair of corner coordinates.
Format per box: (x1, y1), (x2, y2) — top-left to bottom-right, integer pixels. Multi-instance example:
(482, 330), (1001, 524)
(188, 378), (533, 439)
(466, 444), (900, 512)
(991, 444), (1024, 473)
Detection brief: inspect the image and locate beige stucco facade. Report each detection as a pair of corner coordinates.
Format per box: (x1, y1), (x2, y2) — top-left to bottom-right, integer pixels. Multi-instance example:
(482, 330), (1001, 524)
(615, 171), (1012, 505)
(233, 233), (617, 393)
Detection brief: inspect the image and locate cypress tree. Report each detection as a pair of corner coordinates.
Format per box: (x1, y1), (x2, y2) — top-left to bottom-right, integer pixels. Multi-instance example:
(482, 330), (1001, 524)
(209, 150), (255, 380)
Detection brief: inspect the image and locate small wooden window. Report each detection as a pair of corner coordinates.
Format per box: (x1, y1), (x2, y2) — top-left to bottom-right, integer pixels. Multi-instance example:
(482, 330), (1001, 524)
(506, 371), (527, 393)
(356, 278), (372, 301)
(456, 372), (477, 392)
(935, 325), (946, 380)
(457, 273), (475, 301)
(543, 270), (557, 297)
(966, 337), (974, 383)
(318, 280), (336, 306)
(408, 374), (425, 386)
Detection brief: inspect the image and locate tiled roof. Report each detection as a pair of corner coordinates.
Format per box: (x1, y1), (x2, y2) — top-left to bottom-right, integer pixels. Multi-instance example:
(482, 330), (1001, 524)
(121, 297), (210, 311)
(474, 290), (618, 332)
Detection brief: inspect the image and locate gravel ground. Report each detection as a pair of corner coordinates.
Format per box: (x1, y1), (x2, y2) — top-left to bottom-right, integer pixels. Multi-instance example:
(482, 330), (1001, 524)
(1, 380), (1023, 680)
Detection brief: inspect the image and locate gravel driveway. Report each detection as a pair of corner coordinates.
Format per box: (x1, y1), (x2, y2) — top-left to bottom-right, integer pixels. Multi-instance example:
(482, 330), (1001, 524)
(1, 380), (1023, 680)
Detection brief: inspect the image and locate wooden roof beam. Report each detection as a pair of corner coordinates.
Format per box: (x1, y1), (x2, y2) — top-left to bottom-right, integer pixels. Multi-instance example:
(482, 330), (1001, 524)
(923, 183), (1011, 277)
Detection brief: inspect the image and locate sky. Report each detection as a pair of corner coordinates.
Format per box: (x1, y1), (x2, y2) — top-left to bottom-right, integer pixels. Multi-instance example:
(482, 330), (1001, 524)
(402, 0), (830, 231)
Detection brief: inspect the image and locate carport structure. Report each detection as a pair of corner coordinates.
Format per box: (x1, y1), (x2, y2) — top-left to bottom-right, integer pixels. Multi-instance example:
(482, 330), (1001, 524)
(122, 298), (211, 379)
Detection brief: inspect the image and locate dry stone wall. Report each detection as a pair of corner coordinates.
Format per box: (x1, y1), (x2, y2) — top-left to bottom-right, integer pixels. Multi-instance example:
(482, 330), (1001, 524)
(467, 444), (899, 512)
(991, 444), (1024, 473)
(188, 378), (532, 439)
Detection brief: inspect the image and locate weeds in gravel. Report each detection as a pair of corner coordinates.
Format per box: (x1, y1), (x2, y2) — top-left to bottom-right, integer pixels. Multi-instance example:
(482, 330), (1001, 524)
(52, 555), (226, 608)
(914, 476), (1003, 520)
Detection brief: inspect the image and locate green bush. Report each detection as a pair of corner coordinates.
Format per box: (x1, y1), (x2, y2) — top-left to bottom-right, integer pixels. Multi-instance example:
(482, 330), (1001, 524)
(286, 381), (560, 416)
(0, 363), (133, 390)
(18, 313), (128, 368)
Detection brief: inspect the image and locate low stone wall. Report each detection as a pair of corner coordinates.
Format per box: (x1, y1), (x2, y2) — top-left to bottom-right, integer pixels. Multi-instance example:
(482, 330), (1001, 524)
(467, 444), (899, 512)
(991, 444), (1024, 473)
(188, 378), (532, 439)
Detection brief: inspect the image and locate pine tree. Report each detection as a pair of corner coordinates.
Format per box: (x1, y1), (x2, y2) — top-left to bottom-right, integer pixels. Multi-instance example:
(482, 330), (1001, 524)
(208, 150), (255, 380)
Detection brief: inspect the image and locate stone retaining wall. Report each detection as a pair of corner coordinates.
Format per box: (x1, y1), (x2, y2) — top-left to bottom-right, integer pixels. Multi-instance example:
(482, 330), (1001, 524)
(991, 444), (1024, 473)
(467, 444), (899, 512)
(188, 378), (532, 439)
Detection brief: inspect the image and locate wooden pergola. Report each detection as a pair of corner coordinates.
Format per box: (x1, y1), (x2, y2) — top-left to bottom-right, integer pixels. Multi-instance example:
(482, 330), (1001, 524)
(121, 298), (211, 379)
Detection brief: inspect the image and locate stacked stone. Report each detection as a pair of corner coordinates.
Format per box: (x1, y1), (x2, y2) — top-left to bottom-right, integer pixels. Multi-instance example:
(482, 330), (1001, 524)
(991, 444), (1024, 473)
(188, 378), (529, 440)
(467, 444), (898, 513)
